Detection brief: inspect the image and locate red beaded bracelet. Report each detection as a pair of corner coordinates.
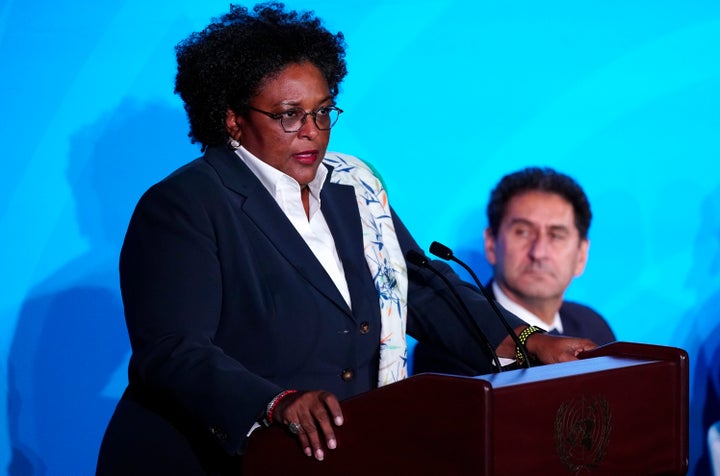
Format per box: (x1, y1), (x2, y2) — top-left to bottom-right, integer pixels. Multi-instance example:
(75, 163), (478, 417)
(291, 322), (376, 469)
(264, 389), (298, 427)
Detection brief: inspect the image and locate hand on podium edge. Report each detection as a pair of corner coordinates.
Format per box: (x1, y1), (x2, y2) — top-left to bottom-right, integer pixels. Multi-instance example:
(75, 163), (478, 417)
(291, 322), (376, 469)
(496, 326), (597, 366)
(272, 389), (344, 462)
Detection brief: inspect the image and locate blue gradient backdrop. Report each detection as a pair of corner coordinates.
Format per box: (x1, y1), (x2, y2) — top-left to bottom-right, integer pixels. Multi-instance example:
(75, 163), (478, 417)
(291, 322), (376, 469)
(1, 1), (719, 474)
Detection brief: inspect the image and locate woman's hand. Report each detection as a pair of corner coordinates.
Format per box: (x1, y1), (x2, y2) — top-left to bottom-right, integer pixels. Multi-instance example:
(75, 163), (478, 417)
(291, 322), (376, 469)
(272, 390), (344, 461)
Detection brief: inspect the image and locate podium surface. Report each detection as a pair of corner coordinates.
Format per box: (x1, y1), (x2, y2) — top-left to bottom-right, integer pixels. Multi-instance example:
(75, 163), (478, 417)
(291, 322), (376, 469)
(242, 342), (688, 475)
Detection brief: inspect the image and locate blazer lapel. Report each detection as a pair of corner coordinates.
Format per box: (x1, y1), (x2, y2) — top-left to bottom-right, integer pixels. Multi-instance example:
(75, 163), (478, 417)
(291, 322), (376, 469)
(322, 178), (381, 325)
(204, 147), (352, 316)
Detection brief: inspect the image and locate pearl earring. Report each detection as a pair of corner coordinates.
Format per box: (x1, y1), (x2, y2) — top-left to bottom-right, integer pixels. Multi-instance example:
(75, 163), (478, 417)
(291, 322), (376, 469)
(228, 137), (241, 150)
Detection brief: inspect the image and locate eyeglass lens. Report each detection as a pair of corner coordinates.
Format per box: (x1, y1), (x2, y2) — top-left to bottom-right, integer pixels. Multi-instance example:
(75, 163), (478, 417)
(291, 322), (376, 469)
(282, 108), (340, 131)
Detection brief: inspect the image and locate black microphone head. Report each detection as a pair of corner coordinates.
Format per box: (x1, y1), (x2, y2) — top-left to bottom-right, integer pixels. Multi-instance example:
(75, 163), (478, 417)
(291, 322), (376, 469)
(429, 241), (453, 260)
(405, 249), (429, 267)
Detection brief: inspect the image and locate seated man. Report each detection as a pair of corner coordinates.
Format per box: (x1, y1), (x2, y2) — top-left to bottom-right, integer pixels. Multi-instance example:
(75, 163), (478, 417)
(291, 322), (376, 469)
(414, 166), (615, 375)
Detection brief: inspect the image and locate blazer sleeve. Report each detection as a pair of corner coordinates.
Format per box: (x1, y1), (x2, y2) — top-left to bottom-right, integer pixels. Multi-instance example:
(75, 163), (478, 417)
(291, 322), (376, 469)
(389, 207), (527, 374)
(120, 173), (280, 456)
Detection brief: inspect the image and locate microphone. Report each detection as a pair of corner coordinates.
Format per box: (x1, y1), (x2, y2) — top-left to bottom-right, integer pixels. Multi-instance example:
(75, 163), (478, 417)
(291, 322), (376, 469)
(405, 249), (503, 372)
(428, 241), (532, 367)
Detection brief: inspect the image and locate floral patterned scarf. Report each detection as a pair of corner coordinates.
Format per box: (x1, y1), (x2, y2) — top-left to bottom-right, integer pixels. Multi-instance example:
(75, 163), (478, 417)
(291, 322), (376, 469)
(325, 153), (408, 386)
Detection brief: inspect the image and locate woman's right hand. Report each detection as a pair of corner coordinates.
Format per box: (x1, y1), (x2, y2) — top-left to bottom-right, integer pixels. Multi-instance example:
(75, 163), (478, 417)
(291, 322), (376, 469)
(272, 390), (344, 461)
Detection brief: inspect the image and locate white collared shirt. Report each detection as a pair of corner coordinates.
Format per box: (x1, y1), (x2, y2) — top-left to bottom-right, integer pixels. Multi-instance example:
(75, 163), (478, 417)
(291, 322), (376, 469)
(234, 146), (352, 308)
(491, 281), (563, 334)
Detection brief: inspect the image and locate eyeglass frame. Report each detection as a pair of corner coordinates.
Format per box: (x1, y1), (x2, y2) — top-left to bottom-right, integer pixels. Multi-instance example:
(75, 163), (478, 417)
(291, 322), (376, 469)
(247, 105), (343, 132)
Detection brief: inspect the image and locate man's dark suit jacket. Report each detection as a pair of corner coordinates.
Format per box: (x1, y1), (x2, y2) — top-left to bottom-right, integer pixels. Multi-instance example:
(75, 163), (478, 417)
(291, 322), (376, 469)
(413, 282), (616, 376)
(96, 147), (526, 475)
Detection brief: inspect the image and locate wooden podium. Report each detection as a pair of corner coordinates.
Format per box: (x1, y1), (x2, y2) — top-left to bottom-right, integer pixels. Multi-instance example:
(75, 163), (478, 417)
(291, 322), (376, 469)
(242, 342), (688, 475)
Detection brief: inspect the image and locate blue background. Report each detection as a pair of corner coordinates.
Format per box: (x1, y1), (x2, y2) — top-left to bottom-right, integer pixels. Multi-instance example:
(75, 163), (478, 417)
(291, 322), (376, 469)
(1, 1), (719, 474)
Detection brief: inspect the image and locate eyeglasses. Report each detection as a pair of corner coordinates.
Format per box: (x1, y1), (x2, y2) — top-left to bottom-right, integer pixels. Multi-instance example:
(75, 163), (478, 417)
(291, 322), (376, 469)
(247, 105), (343, 132)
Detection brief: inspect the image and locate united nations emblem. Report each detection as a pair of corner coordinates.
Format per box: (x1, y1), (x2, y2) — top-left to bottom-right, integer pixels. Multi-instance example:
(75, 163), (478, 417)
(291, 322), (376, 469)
(554, 395), (612, 472)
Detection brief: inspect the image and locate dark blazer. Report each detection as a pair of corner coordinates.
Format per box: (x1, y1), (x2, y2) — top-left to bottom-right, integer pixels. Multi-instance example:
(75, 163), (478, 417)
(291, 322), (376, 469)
(413, 281), (616, 377)
(96, 146), (526, 475)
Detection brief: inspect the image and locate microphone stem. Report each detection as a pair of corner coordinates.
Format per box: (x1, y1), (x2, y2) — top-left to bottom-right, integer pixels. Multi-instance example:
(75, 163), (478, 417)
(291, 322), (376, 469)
(450, 257), (532, 367)
(406, 250), (503, 372)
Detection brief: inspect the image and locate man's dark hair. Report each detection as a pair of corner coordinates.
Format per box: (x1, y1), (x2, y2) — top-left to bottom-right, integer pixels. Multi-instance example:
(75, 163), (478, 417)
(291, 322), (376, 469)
(174, 2), (347, 150)
(486, 167), (592, 239)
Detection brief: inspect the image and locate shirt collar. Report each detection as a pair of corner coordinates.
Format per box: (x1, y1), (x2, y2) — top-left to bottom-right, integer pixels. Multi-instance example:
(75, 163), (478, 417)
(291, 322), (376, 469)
(491, 281), (563, 333)
(233, 145), (327, 200)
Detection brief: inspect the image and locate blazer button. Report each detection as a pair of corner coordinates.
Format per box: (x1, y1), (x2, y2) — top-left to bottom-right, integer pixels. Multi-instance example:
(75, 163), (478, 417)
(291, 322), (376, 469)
(341, 368), (354, 381)
(359, 322), (370, 334)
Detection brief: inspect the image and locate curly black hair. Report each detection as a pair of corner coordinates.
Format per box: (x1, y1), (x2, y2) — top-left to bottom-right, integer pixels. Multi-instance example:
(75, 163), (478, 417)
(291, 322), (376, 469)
(486, 167), (592, 239)
(174, 2), (347, 150)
